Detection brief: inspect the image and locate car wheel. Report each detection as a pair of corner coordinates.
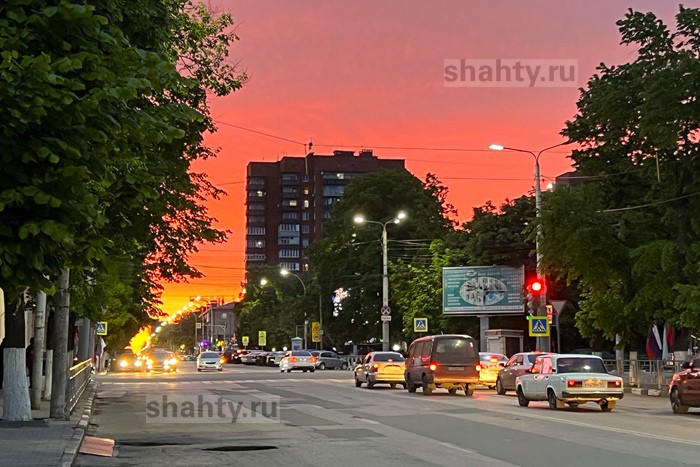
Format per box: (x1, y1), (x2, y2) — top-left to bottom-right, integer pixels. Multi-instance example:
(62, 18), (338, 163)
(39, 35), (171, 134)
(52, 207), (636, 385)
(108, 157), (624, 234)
(319, 363), (326, 370)
(600, 400), (616, 412)
(286, 369), (292, 373)
(671, 387), (689, 414)
(197, 369), (202, 372)
(341, 362), (348, 370)
(402, 383), (407, 389)
(448, 387), (458, 395)
(517, 387), (529, 407)
(355, 377), (362, 388)
(302, 369), (308, 373)
(465, 384), (475, 397)
(406, 377), (417, 393)
(547, 389), (560, 410)
(568, 402), (579, 408)
(367, 380), (375, 389)
(421, 376), (433, 396)
(390, 383), (397, 389)
(310, 368), (315, 373)
(496, 378), (506, 395)
(280, 369), (285, 373)
(218, 368), (223, 372)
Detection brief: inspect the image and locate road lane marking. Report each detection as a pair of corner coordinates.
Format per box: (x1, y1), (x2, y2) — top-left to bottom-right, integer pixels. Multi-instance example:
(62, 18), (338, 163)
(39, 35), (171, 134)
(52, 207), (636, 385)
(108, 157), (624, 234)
(438, 441), (476, 454)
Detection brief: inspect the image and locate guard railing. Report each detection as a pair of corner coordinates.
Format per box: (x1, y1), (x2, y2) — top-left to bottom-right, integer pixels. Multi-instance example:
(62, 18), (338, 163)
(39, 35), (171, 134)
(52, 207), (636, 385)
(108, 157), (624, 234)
(67, 359), (92, 414)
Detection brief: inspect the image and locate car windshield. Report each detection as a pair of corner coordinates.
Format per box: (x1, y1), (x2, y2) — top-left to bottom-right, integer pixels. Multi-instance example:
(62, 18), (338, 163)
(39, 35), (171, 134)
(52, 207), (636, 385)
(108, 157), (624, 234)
(310, 351), (321, 357)
(433, 338), (475, 364)
(291, 351), (311, 357)
(526, 354), (541, 364)
(201, 352), (219, 358)
(374, 353), (405, 362)
(556, 357), (607, 374)
(480, 353), (506, 363)
(151, 352), (171, 358)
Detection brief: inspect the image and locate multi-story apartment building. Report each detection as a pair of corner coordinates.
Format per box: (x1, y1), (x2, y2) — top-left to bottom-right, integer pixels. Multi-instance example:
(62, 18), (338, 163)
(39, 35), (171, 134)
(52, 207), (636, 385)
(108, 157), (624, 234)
(245, 149), (405, 272)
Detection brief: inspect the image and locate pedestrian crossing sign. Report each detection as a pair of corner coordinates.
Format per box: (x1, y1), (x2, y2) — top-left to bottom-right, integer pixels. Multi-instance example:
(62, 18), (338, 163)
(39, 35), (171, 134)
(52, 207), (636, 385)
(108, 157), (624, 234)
(414, 318), (428, 333)
(529, 317), (550, 337)
(95, 322), (108, 336)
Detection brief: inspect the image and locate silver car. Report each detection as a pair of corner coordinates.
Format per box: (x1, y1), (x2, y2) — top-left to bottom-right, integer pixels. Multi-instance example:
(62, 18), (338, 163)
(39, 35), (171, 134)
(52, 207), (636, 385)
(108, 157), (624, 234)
(279, 350), (316, 373)
(311, 351), (348, 370)
(197, 351), (223, 372)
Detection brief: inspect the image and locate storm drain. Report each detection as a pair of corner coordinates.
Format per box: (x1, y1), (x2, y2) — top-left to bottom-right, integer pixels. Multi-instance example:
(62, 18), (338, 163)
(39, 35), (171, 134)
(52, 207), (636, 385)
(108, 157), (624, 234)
(204, 446), (277, 452)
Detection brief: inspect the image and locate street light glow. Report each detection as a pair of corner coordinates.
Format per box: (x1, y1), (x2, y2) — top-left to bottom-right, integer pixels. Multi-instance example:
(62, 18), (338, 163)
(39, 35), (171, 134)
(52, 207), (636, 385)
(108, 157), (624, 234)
(353, 214), (365, 224)
(397, 211), (407, 220)
(280, 269), (289, 277)
(489, 144), (504, 151)
(260, 278), (268, 286)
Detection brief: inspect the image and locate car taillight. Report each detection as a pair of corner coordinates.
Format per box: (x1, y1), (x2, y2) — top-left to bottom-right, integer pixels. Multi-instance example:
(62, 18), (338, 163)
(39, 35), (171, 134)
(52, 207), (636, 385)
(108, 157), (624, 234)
(429, 362), (438, 371)
(567, 380), (582, 387)
(310, 357), (317, 363)
(612, 380), (622, 387)
(289, 357), (298, 362)
(372, 363), (380, 371)
(219, 358), (225, 363)
(475, 364), (481, 372)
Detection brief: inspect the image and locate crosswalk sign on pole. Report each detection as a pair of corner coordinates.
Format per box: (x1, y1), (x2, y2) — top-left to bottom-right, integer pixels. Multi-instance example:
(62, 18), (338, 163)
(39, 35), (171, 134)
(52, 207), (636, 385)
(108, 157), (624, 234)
(258, 331), (267, 347)
(95, 322), (108, 336)
(529, 317), (550, 337)
(413, 318), (428, 333)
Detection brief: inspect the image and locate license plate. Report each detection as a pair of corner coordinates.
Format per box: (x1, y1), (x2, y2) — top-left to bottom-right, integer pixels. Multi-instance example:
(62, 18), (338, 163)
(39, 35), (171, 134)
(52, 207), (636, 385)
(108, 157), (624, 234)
(448, 366), (465, 371)
(300, 358), (308, 362)
(583, 379), (606, 388)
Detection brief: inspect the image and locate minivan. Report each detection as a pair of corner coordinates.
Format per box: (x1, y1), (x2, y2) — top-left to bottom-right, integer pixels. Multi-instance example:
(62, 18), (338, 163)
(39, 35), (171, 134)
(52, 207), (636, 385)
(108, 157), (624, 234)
(405, 334), (480, 396)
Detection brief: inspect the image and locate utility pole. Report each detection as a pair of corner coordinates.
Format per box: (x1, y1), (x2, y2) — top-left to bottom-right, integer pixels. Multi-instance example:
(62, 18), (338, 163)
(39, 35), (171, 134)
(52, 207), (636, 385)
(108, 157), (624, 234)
(31, 291), (47, 409)
(50, 268), (70, 420)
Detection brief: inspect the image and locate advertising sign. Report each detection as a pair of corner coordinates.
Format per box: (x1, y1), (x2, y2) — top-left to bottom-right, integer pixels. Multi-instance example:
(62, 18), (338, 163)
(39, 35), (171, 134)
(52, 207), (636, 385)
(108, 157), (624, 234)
(442, 266), (524, 315)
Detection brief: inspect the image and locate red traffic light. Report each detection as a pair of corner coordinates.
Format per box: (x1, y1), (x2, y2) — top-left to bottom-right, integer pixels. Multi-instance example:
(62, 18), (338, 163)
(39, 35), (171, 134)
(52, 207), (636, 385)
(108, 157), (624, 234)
(529, 278), (544, 295)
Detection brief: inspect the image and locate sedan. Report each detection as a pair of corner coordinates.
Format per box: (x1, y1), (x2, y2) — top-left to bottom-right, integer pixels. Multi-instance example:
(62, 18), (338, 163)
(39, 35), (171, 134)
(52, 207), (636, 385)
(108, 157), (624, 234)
(355, 352), (406, 389)
(496, 351), (548, 395)
(110, 350), (144, 372)
(311, 351), (349, 370)
(144, 350), (179, 372)
(279, 351), (316, 373)
(516, 354), (623, 411)
(197, 351), (224, 372)
(478, 352), (508, 389)
(266, 351), (286, 366)
(669, 355), (700, 414)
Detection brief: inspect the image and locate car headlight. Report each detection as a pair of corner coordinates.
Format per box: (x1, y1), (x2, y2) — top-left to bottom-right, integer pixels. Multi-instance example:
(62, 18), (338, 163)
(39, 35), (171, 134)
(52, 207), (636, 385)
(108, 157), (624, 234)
(119, 360), (128, 368)
(134, 360), (142, 367)
(169, 358), (178, 365)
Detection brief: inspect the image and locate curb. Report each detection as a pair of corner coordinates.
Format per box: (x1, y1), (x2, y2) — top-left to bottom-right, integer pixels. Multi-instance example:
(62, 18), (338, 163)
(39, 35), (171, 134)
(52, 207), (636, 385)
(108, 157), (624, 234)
(61, 380), (98, 467)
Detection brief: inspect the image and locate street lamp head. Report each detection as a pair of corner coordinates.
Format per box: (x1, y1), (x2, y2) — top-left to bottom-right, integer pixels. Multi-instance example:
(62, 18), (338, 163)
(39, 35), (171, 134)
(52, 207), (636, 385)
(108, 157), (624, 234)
(280, 269), (289, 277)
(396, 211), (407, 220)
(260, 278), (268, 286)
(489, 144), (504, 151)
(353, 214), (365, 224)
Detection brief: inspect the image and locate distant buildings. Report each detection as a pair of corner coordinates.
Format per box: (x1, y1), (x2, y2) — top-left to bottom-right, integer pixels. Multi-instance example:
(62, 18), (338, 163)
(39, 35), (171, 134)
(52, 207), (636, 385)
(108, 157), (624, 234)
(245, 149), (405, 272)
(554, 171), (583, 188)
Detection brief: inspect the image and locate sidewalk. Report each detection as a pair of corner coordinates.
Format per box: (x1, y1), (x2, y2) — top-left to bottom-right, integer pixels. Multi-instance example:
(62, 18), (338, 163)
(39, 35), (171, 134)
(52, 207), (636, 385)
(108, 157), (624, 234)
(0, 382), (96, 467)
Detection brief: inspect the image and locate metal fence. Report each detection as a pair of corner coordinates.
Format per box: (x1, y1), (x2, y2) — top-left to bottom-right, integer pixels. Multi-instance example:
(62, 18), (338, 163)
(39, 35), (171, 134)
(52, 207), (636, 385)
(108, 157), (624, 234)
(603, 359), (686, 391)
(67, 359), (92, 414)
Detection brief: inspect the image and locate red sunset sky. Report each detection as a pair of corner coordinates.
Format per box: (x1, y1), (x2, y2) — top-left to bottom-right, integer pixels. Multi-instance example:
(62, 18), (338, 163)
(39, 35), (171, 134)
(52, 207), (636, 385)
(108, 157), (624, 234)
(159, 0), (691, 314)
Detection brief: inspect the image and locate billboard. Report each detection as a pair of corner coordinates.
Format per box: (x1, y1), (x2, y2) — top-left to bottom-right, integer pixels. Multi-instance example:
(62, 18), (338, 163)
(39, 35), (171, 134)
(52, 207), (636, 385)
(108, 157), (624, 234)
(442, 266), (524, 315)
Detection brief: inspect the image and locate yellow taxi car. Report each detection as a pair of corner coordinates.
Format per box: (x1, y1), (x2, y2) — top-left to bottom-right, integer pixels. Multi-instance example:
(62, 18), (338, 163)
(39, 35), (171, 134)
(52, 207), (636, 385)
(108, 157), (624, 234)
(354, 352), (406, 389)
(478, 352), (508, 388)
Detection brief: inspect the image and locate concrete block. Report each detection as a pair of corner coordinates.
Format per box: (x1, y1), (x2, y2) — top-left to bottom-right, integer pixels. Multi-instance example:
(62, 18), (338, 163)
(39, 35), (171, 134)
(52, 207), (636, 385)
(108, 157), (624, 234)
(647, 389), (662, 397)
(631, 388), (648, 396)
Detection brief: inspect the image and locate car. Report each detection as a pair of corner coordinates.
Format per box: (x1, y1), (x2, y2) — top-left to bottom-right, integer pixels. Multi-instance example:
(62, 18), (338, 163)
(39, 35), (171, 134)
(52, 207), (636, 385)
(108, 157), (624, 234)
(405, 334), (481, 396)
(197, 351), (224, 372)
(496, 351), (549, 395)
(224, 348), (248, 364)
(255, 351), (270, 366)
(311, 350), (349, 370)
(144, 349), (179, 372)
(669, 355), (700, 414)
(279, 350), (316, 372)
(515, 354), (623, 411)
(266, 351), (286, 366)
(110, 349), (144, 372)
(242, 350), (263, 365)
(354, 352), (406, 389)
(478, 352), (508, 389)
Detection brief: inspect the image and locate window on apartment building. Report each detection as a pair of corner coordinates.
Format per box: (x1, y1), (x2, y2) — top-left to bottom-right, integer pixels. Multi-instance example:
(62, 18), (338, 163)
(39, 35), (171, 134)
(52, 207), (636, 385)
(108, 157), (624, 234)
(248, 203), (265, 211)
(248, 190), (265, 197)
(282, 187), (298, 195)
(248, 216), (265, 224)
(323, 185), (345, 197)
(281, 173), (298, 182)
(301, 212), (310, 220)
(246, 253), (265, 261)
(279, 262), (300, 271)
(279, 236), (300, 245)
(302, 239), (310, 247)
(247, 239), (265, 248)
(303, 200), (310, 209)
(282, 212), (299, 220)
(248, 177), (265, 187)
(303, 188), (310, 195)
(282, 199), (298, 207)
(301, 225), (310, 234)
(279, 224), (300, 232)
(247, 226), (265, 235)
(279, 249), (300, 258)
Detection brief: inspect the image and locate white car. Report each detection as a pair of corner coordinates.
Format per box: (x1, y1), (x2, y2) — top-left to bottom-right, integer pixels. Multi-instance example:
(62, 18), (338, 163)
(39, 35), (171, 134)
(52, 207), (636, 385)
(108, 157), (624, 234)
(197, 351), (223, 372)
(279, 350), (316, 373)
(515, 354), (623, 412)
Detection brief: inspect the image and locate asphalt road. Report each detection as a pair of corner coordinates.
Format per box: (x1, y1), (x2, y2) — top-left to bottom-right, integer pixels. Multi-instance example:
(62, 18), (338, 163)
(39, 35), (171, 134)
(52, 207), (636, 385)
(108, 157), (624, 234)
(76, 362), (700, 467)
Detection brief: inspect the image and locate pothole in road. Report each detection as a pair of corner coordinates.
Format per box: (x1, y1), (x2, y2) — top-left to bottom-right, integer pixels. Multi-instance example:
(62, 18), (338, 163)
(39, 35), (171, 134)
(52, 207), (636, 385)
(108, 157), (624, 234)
(203, 446), (277, 452)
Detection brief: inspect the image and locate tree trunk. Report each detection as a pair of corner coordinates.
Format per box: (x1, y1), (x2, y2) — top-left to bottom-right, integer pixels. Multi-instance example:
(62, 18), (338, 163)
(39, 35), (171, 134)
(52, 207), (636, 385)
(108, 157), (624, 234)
(50, 269), (70, 420)
(31, 291), (47, 409)
(43, 306), (54, 401)
(2, 297), (31, 421)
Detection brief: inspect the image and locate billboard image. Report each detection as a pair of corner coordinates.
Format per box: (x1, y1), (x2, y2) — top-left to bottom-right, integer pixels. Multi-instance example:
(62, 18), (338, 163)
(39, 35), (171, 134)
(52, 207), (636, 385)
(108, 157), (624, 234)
(443, 266), (524, 315)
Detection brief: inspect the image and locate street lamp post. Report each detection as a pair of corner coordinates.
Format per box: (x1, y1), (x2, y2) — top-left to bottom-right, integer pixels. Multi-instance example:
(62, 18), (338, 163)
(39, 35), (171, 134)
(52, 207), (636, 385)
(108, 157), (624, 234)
(280, 269), (317, 349)
(489, 141), (572, 352)
(354, 211), (407, 351)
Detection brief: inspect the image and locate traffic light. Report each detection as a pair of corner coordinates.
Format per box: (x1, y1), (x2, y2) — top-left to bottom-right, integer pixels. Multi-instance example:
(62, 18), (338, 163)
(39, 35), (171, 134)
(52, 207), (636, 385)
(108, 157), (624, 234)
(528, 277), (544, 296)
(524, 277), (546, 318)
